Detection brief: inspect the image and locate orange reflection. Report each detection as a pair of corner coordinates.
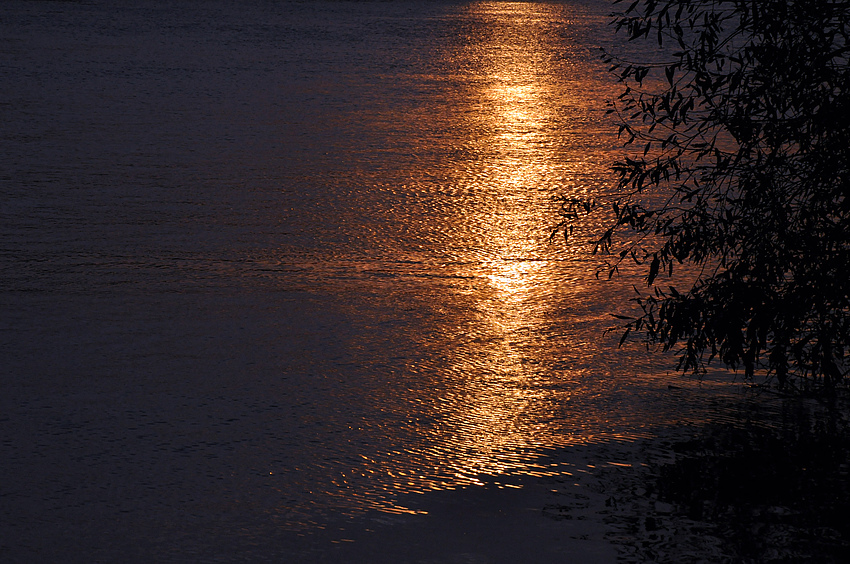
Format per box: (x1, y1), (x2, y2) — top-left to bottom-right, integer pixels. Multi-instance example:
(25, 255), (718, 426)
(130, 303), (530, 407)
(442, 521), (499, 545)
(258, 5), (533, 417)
(296, 1), (688, 520)
(415, 1), (588, 488)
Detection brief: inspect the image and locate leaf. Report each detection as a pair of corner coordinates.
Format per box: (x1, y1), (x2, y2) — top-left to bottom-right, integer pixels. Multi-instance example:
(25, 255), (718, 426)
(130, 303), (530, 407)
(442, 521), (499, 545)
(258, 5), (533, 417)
(610, 314), (636, 320)
(619, 327), (632, 347)
(647, 255), (660, 285)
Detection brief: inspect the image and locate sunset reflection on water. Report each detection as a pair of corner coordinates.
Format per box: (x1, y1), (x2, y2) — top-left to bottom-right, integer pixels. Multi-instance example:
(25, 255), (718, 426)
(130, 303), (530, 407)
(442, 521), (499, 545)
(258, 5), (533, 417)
(341, 1), (657, 513)
(431, 1), (570, 486)
(1, 0), (736, 548)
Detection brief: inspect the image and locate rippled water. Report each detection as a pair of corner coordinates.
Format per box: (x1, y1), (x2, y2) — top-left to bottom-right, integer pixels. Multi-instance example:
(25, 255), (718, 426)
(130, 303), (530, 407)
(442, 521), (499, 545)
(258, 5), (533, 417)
(1, 0), (742, 560)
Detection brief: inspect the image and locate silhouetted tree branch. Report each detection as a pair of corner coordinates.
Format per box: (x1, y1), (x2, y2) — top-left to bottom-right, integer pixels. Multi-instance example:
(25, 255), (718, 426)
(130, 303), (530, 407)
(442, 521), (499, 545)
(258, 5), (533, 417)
(559, 0), (850, 391)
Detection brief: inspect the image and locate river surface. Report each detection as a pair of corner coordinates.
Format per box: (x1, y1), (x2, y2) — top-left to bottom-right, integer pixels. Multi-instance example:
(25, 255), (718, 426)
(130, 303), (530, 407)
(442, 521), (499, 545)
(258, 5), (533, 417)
(1, 1), (745, 562)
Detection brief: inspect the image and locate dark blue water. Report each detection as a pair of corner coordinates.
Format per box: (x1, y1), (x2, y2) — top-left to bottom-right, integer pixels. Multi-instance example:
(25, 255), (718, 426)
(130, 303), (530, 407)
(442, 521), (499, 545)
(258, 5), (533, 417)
(1, 1), (746, 561)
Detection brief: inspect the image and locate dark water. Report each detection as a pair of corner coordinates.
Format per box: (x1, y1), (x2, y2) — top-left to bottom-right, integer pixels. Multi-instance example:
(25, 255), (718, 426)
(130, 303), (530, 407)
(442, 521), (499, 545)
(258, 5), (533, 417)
(1, 1), (767, 562)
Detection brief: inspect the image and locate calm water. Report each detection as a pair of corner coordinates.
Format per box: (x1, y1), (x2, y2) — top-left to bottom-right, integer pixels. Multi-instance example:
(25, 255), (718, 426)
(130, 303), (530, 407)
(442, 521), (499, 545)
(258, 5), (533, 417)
(1, 1), (742, 561)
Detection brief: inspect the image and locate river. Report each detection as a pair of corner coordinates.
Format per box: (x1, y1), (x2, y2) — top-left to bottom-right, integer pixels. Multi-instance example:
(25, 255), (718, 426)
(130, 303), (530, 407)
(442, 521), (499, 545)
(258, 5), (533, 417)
(1, 1), (755, 562)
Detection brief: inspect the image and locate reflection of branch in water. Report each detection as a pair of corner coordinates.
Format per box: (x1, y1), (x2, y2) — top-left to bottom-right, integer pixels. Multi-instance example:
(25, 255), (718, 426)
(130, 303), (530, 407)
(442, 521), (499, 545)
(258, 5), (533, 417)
(599, 395), (850, 563)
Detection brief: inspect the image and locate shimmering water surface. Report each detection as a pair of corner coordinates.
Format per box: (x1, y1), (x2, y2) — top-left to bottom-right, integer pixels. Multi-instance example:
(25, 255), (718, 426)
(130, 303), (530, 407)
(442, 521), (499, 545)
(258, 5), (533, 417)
(1, 1), (742, 561)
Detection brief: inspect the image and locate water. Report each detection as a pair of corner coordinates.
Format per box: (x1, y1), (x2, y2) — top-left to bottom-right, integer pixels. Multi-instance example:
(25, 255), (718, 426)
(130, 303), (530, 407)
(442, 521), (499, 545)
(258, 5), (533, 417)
(1, 1), (745, 561)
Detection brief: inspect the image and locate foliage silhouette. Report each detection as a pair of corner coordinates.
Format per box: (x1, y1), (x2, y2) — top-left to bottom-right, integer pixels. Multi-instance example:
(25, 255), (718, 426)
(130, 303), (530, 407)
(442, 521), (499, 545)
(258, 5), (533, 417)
(559, 0), (850, 390)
